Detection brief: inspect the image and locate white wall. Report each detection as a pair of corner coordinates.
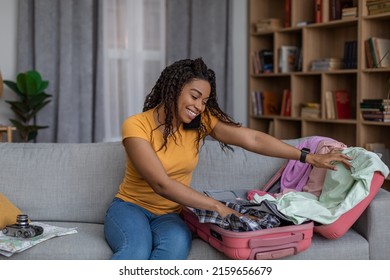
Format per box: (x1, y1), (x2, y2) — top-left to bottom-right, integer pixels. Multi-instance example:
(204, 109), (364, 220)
(0, 0), (18, 125)
(0, 0), (248, 126)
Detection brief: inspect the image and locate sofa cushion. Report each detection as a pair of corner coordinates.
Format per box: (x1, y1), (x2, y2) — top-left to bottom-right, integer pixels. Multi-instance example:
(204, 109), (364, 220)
(0, 193), (22, 229)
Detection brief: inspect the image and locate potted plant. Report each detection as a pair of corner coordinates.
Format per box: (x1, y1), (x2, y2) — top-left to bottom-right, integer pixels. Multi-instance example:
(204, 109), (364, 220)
(3, 70), (52, 142)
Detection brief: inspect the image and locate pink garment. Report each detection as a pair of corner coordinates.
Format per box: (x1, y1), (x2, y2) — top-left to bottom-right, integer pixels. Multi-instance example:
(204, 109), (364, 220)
(281, 136), (331, 192)
(302, 139), (347, 197)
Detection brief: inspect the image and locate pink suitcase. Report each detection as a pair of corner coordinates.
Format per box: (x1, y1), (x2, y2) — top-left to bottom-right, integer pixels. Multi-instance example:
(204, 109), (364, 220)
(182, 207), (313, 260)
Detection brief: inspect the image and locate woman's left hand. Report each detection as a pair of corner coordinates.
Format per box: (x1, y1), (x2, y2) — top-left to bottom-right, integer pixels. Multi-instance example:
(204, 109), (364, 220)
(305, 149), (352, 171)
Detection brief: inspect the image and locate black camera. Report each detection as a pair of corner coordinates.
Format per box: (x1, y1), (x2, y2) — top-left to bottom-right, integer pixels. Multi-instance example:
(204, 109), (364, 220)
(2, 214), (44, 238)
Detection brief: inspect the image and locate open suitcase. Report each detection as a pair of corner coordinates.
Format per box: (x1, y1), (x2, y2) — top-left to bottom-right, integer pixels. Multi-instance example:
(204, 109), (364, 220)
(182, 206), (314, 260)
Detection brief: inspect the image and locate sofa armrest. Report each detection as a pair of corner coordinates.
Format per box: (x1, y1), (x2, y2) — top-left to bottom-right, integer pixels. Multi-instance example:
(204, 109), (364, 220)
(353, 188), (390, 259)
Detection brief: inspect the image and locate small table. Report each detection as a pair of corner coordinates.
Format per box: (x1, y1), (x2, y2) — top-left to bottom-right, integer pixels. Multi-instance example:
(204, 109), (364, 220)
(0, 126), (16, 143)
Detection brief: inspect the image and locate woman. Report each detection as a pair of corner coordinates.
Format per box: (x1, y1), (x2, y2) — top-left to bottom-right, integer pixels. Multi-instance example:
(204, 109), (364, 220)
(104, 58), (351, 260)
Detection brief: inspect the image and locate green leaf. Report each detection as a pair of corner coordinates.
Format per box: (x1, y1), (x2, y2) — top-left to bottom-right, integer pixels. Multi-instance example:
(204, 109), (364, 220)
(5, 100), (29, 113)
(3, 80), (24, 98)
(25, 72), (39, 96)
(29, 92), (51, 108)
(28, 100), (51, 119)
(27, 131), (38, 142)
(16, 73), (27, 94)
(36, 80), (49, 94)
(9, 119), (27, 131)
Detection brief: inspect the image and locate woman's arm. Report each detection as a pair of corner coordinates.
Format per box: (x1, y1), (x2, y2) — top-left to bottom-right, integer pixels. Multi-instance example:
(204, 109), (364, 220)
(210, 121), (351, 170)
(123, 137), (238, 217)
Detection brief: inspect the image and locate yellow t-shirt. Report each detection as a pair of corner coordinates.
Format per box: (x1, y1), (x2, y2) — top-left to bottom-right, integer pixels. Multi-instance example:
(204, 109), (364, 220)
(116, 108), (218, 215)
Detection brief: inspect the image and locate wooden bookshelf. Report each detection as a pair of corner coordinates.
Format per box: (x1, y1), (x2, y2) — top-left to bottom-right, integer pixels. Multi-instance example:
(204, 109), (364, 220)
(248, 0), (390, 189)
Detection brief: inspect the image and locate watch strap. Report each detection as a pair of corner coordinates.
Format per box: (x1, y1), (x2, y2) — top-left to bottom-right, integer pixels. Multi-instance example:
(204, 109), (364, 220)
(300, 148), (310, 163)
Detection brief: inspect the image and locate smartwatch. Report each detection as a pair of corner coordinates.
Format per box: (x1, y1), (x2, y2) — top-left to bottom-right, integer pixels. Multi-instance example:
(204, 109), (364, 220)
(300, 148), (310, 163)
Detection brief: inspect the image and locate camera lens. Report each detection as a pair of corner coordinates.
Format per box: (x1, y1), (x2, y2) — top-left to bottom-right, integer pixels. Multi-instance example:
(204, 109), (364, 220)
(16, 214), (29, 228)
(23, 230), (33, 238)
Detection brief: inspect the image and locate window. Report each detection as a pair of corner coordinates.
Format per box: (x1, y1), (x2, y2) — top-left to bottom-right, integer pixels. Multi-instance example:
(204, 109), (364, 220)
(102, 0), (166, 142)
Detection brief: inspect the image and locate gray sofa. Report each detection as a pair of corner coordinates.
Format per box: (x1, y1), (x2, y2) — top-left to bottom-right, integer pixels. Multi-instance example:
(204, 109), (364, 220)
(1, 138), (389, 260)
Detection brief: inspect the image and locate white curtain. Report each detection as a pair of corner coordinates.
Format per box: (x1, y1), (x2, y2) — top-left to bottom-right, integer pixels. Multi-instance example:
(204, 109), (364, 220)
(102, 0), (166, 142)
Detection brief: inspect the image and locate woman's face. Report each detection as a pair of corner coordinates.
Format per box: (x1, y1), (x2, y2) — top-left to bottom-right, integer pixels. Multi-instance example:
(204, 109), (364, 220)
(176, 79), (211, 124)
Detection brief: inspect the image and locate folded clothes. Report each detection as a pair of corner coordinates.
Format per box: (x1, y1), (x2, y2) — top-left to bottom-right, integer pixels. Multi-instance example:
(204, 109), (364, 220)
(190, 202), (281, 232)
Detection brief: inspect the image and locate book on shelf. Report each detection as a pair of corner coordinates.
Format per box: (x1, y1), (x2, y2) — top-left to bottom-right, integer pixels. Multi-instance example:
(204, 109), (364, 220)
(343, 40), (357, 69)
(329, 0), (356, 21)
(278, 46), (299, 73)
(280, 89), (291, 117)
(325, 90), (336, 119)
(366, 0), (390, 15)
(315, 0), (330, 23)
(251, 51), (261, 74)
(310, 58), (343, 71)
(315, 0), (322, 23)
(364, 38), (375, 68)
(364, 37), (390, 68)
(360, 99), (390, 122)
(254, 18), (283, 32)
(374, 37), (390, 68)
(251, 50), (274, 74)
(260, 50), (274, 73)
(300, 102), (321, 119)
(341, 6), (358, 18)
(250, 91), (263, 116)
(262, 91), (280, 115)
(361, 111), (390, 122)
(334, 89), (352, 119)
(285, 0), (291, 27)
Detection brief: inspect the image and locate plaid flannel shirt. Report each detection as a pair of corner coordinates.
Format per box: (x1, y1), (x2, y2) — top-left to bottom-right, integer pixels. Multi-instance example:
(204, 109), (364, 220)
(191, 202), (280, 232)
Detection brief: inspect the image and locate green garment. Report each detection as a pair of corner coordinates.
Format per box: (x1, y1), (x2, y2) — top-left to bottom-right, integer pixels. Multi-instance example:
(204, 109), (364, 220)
(254, 147), (389, 225)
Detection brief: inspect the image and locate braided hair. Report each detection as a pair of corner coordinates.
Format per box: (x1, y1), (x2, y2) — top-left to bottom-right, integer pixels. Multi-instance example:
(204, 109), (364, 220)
(143, 58), (240, 151)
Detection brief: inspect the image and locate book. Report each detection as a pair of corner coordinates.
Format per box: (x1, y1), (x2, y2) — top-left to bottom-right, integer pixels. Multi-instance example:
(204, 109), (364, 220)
(254, 18), (283, 32)
(311, 58), (343, 71)
(259, 50), (274, 73)
(374, 37), (390, 68)
(322, 0), (330, 22)
(278, 46), (298, 73)
(334, 90), (352, 119)
(341, 6), (357, 18)
(367, 0), (390, 15)
(250, 91), (258, 116)
(285, 0), (291, 27)
(301, 103), (321, 119)
(364, 39), (375, 68)
(262, 91), (280, 115)
(325, 90), (336, 119)
(280, 89), (291, 117)
(330, 0), (355, 20)
(315, 0), (323, 23)
(343, 41), (357, 69)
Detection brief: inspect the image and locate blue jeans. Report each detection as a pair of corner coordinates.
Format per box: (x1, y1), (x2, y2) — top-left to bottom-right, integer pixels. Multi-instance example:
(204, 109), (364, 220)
(104, 198), (192, 260)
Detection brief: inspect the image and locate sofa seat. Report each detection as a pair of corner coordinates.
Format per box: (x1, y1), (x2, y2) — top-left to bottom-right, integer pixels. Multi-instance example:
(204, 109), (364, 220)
(1, 139), (389, 260)
(1, 222), (112, 260)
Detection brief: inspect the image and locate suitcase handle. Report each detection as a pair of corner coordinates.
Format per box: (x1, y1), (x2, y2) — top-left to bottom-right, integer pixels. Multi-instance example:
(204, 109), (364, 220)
(249, 232), (303, 248)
